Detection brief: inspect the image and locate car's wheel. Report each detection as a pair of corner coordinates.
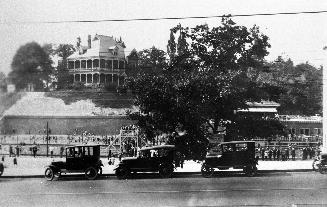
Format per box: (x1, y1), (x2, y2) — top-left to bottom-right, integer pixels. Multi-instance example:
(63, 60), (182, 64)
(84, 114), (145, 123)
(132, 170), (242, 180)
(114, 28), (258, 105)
(201, 163), (214, 178)
(318, 164), (327, 174)
(45, 168), (55, 181)
(159, 164), (174, 178)
(115, 167), (130, 179)
(85, 167), (98, 180)
(244, 165), (257, 177)
(54, 171), (61, 179)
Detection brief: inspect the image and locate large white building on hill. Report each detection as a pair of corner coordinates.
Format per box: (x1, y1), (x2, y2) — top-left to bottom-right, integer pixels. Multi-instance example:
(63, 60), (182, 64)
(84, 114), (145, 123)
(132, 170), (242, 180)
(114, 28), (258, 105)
(66, 34), (128, 86)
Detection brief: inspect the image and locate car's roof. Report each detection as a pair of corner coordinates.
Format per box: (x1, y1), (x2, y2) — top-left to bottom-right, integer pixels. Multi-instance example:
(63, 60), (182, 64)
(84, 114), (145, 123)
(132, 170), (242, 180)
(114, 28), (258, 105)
(219, 141), (255, 145)
(140, 145), (175, 151)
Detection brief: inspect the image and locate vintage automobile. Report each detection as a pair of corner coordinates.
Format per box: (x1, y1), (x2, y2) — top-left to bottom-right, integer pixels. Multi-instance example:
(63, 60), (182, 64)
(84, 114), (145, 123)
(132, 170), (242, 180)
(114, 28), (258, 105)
(114, 145), (177, 179)
(201, 141), (258, 178)
(313, 153), (327, 174)
(44, 145), (103, 181)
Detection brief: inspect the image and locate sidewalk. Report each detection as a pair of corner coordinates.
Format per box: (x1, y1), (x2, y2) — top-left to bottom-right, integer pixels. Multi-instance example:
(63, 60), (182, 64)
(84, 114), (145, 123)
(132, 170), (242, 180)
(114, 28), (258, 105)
(0, 156), (314, 177)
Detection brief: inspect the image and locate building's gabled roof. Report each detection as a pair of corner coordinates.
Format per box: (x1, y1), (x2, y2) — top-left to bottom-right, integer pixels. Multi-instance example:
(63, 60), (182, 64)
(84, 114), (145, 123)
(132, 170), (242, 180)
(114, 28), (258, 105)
(237, 101), (280, 113)
(67, 34), (125, 60)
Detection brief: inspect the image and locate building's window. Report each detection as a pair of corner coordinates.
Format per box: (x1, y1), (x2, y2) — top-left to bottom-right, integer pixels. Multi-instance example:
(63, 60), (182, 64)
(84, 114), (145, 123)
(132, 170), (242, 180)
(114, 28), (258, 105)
(100, 59), (105, 68)
(300, 128), (310, 136)
(113, 60), (118, 69)
(81, 60), (86, 68)
(119, 61), (125, 69)
(93, 59), (99, 68)
(68, 61), (74, 69)
(313, 128), (322, 135)
(75, 60), (80, 69)
(87, 60), (92, 68)
(106, 60), (112, 69)
(289, 128), (296, 135)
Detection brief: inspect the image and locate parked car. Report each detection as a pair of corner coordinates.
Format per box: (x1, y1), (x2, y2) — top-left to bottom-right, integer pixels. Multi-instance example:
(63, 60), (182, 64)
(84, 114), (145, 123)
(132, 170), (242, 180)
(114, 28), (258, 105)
(201, 141), (258, 178)
(313, 153), (327, 174)
(44, 145), (103, 181)
(114, 145), (177, 179)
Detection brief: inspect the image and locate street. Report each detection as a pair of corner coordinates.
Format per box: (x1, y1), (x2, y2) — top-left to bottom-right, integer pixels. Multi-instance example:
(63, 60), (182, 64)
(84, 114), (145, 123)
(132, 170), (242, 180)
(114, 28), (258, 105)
(0, 172), (326, 207)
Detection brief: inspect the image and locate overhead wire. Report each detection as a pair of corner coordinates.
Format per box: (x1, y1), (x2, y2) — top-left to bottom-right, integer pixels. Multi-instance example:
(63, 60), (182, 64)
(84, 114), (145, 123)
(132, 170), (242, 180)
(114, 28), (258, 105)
(1, 10), (327, 25)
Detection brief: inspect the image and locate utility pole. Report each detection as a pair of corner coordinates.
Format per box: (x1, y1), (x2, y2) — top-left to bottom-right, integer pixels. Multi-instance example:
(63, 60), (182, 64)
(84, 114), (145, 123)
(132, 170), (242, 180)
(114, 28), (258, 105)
(46, 121), (49, 157)
(323, 46), (327, 153)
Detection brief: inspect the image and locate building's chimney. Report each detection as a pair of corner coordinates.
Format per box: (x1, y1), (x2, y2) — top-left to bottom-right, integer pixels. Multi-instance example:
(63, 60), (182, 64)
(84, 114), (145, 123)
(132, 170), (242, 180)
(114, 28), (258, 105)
(77, 36), (81, 47)
(88, 35), (91, 48)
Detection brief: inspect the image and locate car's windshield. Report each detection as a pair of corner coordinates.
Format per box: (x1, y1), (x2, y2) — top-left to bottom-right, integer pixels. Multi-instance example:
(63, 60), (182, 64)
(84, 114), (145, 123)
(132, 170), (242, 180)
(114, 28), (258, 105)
(207, 144), (223, 156)
(139, 148), (171, 158)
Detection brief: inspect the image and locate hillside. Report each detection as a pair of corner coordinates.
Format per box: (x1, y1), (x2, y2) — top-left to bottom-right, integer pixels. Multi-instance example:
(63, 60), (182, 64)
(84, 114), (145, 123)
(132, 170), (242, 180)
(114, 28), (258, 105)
(3, 91), (137, 117)
(0, 92), (25, 116)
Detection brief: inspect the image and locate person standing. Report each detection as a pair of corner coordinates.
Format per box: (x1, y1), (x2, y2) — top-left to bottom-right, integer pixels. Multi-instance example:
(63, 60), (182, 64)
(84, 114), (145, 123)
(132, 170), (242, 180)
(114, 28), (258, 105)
(261, 148), (265, 161)
(60, 146), (65, 158)
(302, 148), (307, 160)
(273, 148), (277, 160)
(15, 145), (20, 157)
(9, 145), (13, 157)
(268, 148), (272, 161)
(285, 148), (290, 161)
(276, 148), (281, 161)
(291, 148), (296, 161)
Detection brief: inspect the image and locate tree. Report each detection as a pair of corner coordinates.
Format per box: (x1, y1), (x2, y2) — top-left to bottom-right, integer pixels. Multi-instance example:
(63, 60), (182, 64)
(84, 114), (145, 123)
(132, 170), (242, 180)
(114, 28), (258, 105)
(0, 72), (6, 92)
(53, 44), (76, 89)
(9, 42), (53, 91)
(128, 17), (284, 159)
(262, 57), (322, 115)
(137, 46), (167, 75)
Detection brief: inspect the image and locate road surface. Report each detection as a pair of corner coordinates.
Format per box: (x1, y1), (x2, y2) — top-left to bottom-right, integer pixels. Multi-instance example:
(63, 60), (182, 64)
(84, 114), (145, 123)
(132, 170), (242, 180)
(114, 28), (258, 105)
(0, 172), (326, 207)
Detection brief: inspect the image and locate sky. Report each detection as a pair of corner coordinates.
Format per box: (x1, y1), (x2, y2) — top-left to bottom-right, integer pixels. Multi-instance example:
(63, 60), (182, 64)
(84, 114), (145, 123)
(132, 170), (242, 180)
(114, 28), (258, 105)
(0, 0), (326, 75)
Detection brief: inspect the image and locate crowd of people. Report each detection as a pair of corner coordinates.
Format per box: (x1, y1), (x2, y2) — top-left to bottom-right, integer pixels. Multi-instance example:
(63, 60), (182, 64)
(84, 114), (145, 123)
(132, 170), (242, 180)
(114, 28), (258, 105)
(258, 146), (319, 161)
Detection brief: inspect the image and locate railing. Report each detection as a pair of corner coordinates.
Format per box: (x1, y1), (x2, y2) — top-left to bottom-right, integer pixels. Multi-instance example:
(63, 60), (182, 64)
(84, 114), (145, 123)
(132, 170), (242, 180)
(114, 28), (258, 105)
(68, 68), (125, 73)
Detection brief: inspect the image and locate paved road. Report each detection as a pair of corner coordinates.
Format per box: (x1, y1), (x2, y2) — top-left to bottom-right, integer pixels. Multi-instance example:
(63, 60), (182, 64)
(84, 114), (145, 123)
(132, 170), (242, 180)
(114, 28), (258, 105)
(0, 172), (326, 207)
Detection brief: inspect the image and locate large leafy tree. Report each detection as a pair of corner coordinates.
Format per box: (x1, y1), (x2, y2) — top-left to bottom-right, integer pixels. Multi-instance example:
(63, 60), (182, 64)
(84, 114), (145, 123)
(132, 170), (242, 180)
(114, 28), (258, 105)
(54, 44), (76, 89)
(128, 17), (285, 159)
(136, 46), (167, 75)
(9, 42), (53, 91)
(264, 57), (322, 115)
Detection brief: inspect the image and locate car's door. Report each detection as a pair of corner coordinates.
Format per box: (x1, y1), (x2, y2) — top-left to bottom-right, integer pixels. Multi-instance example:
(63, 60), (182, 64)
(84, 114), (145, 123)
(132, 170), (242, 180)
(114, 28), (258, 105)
(233, 143), (248, 166)
(220, 144), (235, 167)
(133, 150), (151, 170)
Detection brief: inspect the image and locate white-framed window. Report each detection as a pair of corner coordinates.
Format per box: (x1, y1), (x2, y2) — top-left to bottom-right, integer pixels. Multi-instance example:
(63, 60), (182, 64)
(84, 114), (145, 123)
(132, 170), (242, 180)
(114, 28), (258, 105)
(300, 128), (310, 136)
(313, 128), (322, 135)
(289, 128), (296, 134)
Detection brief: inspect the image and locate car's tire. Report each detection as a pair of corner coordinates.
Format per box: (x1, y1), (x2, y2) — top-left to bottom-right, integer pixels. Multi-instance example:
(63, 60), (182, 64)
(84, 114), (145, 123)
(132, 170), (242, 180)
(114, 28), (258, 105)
(85, 167), (98, 180)
(115, 166), (130, 179)
(159, 164), (174, 178)
(318, 164), (327, 174)
(54, 170), (61, 179)
(45, 167), (55, 181)
(244, 165), (257, 177)
(201, 163), (214, 178)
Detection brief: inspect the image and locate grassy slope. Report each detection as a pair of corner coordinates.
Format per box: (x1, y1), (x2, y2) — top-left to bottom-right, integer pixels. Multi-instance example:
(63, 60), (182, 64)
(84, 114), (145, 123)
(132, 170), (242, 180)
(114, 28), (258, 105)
(0, 92), (25, 116)
(45, 91), (135, 108)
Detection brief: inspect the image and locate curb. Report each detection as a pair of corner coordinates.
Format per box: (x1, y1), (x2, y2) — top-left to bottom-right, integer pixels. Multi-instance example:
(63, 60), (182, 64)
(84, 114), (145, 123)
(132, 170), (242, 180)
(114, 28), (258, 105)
(0, 169), (313, 179)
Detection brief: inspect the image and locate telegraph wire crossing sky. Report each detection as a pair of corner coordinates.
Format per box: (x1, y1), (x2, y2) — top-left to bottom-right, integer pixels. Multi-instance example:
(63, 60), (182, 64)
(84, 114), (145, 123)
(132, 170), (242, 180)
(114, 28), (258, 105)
(0, 0), (326, 75)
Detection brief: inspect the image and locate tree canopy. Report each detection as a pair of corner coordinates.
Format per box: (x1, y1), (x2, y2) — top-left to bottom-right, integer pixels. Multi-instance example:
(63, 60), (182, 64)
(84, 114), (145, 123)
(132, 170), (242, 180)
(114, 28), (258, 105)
(262, 57), (322, 115)
(9, 42), (53, 91)
(128, 17), (285, 159)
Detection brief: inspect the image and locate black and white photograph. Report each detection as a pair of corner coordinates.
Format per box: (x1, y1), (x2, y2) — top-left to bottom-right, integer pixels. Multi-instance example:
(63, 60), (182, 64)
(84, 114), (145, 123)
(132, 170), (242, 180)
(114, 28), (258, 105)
(0, 0), (327, 206)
